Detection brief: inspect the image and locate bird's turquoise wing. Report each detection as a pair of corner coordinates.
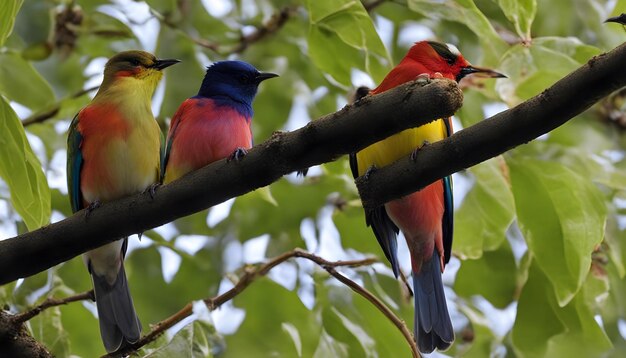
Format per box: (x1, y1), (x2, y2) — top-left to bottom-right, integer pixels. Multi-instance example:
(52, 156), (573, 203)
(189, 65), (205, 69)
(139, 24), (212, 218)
(67, 114), (84, 213)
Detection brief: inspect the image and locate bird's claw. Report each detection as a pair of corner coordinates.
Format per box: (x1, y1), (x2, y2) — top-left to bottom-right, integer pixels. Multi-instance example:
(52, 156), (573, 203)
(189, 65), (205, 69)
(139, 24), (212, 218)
(85, 200), (101, 219)
(417, 72), (444, 85)
(297, 168), (309, 177)
(228, 147), (248, 162)
(416, 73), (431, 85)
(143, 183), (160, 199)
(410, 141), (430, 161)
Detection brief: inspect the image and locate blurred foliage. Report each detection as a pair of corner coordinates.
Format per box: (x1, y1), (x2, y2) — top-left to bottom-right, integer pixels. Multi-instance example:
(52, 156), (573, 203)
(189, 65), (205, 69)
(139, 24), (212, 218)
(1, 0), (626, 357)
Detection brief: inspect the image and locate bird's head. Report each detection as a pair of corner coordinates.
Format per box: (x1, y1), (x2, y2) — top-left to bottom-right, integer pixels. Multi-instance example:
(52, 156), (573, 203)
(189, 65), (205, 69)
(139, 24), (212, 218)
(99, 50), (179, 95)
(198, 61), (278, 106)
(405, 41), (505, 82)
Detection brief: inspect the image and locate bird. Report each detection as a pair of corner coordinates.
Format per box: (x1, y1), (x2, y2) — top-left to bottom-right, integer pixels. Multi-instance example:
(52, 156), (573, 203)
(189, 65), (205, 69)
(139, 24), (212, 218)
(66, 50), (179, 353)
(161, 61), (277, 184)
(349, 40), (505, 353)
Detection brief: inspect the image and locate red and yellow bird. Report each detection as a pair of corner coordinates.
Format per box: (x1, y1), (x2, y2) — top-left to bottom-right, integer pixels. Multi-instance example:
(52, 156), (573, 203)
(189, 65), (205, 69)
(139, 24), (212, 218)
(350, 41), (504, 353)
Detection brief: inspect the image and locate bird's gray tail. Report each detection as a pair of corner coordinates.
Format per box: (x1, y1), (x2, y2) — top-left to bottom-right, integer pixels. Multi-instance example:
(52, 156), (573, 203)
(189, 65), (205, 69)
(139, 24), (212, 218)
(91, 265), (142, 353)
(413, 250), (454, 353)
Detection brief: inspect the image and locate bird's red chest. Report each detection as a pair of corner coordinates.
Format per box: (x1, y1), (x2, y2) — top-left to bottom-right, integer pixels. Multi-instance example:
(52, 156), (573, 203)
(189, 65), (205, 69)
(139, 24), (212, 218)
(165, 100), (252, 181)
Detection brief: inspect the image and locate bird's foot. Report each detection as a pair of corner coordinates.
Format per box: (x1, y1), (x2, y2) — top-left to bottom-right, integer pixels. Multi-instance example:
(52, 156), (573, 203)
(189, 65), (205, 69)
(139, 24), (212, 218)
(138, 232), (143, 241)
(228, 147), (248, 162)
(363, 165), (378, 179)
(432, 72), (444, 79)
(416, 73), (431, 85)
(143, 183), (160, 199)
(297, 168), (309, 177)
(85, 200), (101, 219)
(410, 141), (430, 161)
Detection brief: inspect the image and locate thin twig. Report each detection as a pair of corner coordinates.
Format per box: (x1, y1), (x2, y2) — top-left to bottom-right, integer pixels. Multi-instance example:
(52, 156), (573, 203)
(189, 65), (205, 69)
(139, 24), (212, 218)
(21, 85), (99, 127)
(229, 6), (297, 54)
(105, 249), (418, 358)
(11, 290), (94, 324)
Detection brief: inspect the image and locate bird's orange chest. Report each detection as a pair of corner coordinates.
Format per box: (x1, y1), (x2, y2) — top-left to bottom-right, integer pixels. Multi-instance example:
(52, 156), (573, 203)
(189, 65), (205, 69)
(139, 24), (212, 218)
(77, 104), (158, 203)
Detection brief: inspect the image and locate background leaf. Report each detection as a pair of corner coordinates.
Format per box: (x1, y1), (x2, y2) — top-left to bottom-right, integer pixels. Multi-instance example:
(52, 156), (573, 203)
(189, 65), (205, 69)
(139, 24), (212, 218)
(0, 97), (50, 230)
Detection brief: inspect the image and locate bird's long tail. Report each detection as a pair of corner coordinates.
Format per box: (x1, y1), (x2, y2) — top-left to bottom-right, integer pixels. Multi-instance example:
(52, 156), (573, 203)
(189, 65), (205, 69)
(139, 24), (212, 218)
(413, 249), (454, 353)
(91, 264), (142, 353)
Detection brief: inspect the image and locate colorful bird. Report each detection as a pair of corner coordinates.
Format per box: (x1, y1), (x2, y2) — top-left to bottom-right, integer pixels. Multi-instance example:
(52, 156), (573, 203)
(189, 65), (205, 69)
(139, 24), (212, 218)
(67, 50), (179, 353)
(349, 41), (504, 353)
(161, 61), (277, 184)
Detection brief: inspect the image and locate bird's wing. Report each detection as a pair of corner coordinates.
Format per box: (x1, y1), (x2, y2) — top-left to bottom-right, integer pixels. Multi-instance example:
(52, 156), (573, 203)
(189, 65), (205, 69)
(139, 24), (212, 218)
(349, 152), (401, 277)
(442, 117), (453, 264)
(67, 113), (84, 213)
(161, 99), (193, 182)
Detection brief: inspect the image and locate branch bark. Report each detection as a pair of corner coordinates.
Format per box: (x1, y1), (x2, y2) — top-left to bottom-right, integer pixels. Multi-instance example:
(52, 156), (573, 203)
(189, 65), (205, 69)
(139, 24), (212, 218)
(0, 78), (462, 284)
(356, 41), (626, 209)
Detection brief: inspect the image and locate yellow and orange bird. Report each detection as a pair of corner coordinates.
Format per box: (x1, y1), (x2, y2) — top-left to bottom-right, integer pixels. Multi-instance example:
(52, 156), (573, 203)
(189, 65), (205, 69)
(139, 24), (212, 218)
(67, 51), (179, 353)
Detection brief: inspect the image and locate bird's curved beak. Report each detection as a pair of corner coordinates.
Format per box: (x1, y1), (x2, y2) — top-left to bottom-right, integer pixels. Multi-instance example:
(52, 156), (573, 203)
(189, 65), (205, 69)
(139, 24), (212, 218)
(153, 59), (181, 70)
(457, 65), (506, 81)
(255, 72), (279, 83)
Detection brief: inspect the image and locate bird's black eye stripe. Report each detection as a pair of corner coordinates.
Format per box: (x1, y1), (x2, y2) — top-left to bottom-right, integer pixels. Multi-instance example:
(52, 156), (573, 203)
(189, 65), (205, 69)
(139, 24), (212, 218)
(129, 58), (141, 66)
(428, 41), (457, 66)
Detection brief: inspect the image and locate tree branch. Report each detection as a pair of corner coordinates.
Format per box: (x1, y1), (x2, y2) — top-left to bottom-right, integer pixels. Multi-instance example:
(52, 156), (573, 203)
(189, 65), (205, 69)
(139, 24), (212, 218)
(11, 290), (94, 324)
(0, 311), (52, 358)
(157, 5), (297, 56)
(21, 85), (99, 127)
(228, 6), (297, 54)
(0, 78), (462, 284)
(356, 42), (626, 209)
(103, 249), (420, 358)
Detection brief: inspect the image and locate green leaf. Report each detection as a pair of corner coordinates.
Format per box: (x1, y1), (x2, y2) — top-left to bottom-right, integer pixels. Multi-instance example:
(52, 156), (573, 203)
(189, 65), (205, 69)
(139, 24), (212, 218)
(512, 262), (612, 357)
(455, 303), (498, 357)
(455, 240), (517, 308)
(29, 306), (70, 357)
(316, 273), (414, 357)
(454, 156), (515, 259)
(407, 0), (507, 62)
(495, 0), (536, 40)
(306, 0), (391, 85)
(509, 158), (606, 306)
(334, 204), (387, 261)
(0, 97), (50, 231)
(0, 0), (23, 46)
(224, 278), (321, 357)
(0, 52), (55, 110)
(144, 320), (215, 358)
(496, 38), (601, 104)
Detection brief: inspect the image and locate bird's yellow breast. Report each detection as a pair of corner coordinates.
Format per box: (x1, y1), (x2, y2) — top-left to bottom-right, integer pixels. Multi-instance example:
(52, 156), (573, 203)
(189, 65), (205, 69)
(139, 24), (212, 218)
(356, 119), (447, 176)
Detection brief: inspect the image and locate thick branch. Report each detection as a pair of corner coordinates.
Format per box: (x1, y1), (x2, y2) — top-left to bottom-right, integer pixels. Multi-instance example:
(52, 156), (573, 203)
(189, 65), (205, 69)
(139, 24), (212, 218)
(0, 311), (52, 358)
(0, 78), (462, 284)
(357, 42), (626, 209)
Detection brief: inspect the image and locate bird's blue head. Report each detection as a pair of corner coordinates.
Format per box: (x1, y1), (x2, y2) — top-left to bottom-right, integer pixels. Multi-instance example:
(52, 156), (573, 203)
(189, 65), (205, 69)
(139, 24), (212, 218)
(197, 61), (278, 112)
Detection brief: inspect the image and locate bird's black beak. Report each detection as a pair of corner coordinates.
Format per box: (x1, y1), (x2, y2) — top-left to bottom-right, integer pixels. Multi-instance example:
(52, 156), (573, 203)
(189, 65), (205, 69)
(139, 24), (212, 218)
(255, 72), (279, 83)
(153, 59), (181, 70)
(457, 65), (507, 82)
(605, 13), (626, 25)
